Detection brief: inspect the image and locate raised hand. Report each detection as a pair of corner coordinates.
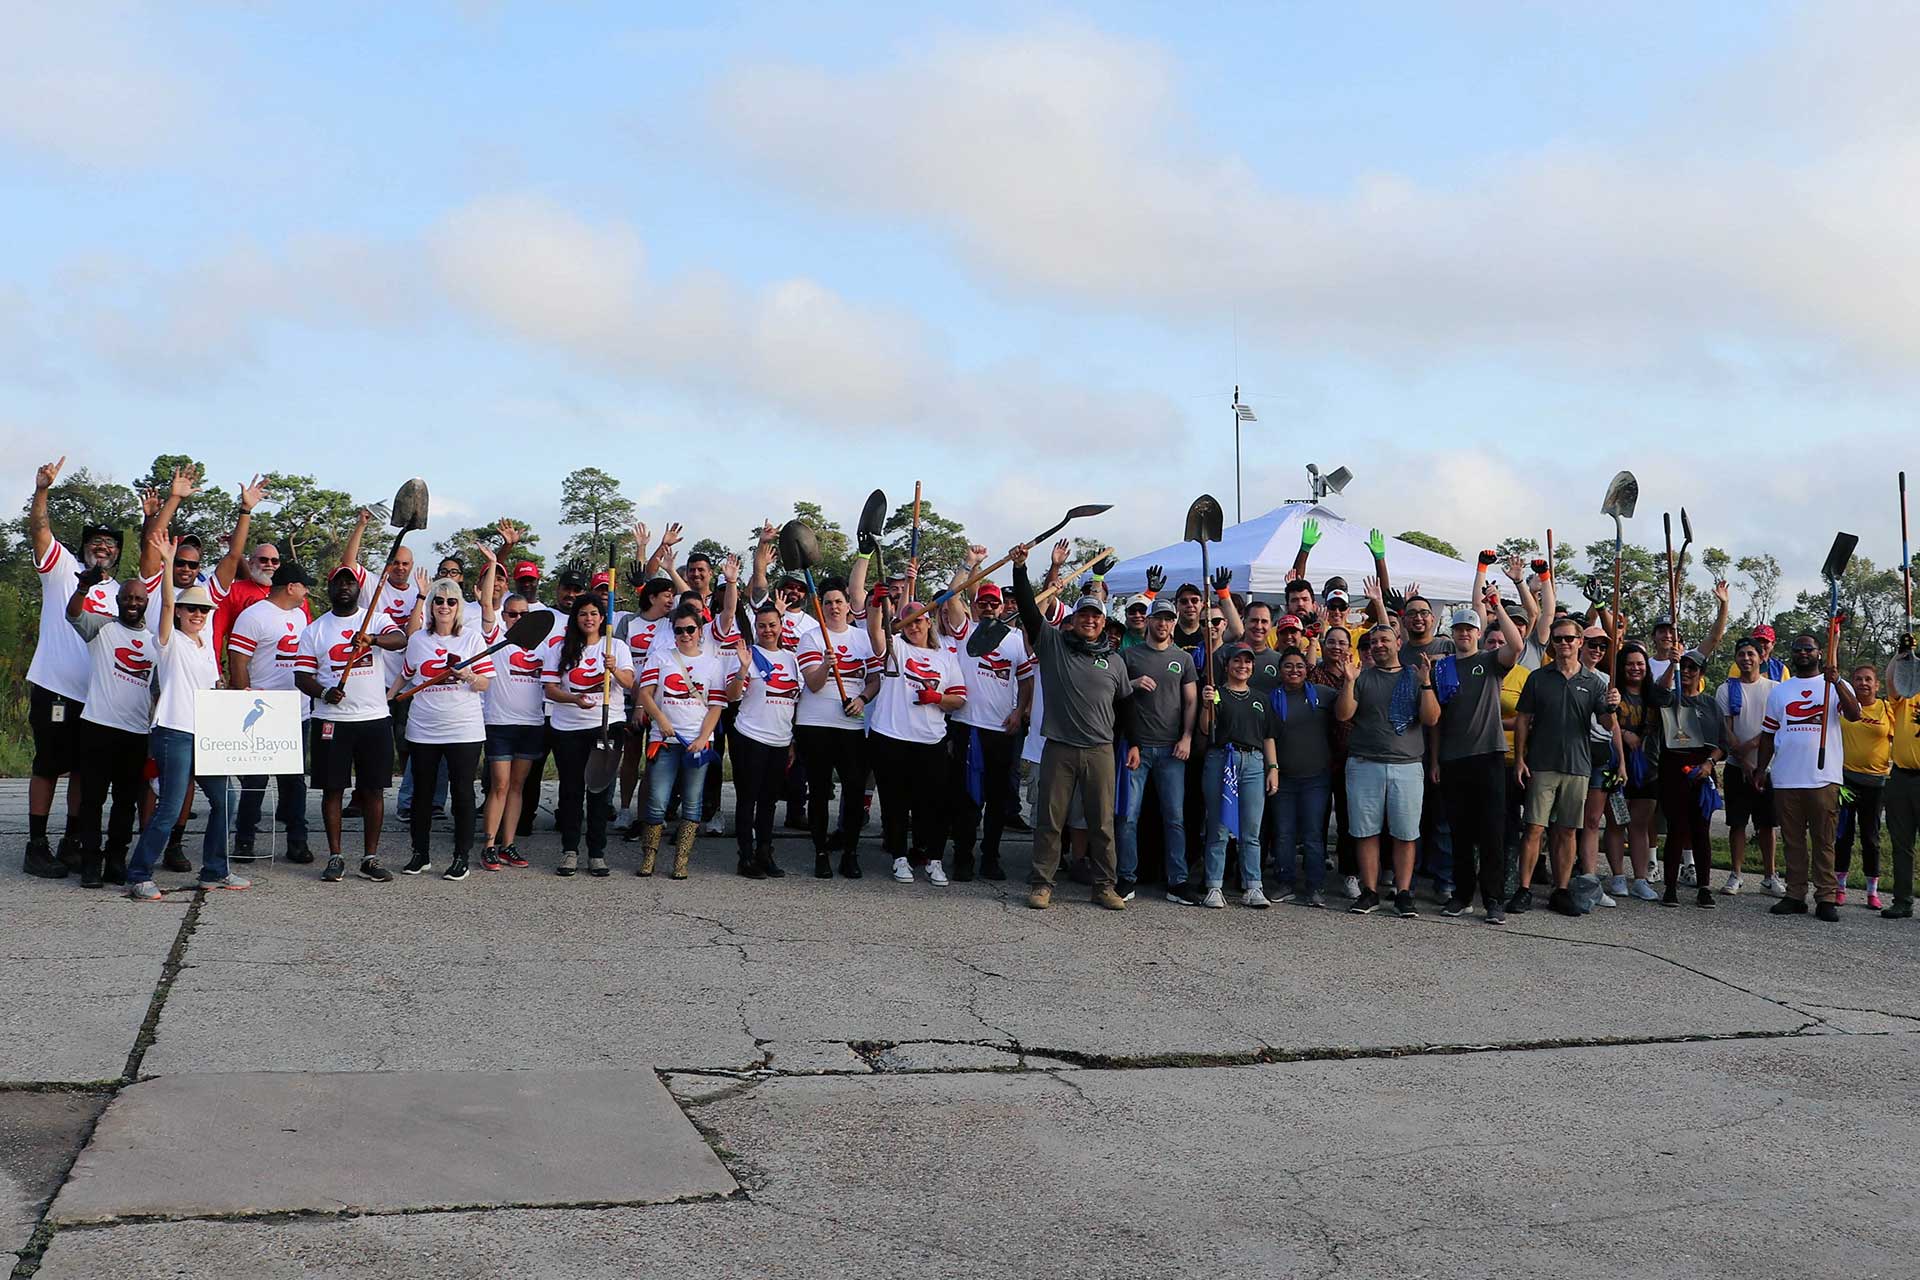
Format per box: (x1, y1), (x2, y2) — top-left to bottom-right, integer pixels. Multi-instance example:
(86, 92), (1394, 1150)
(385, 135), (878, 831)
(658, 522), (683, 550)
(414, 567), (430, 595)
(758, 520), (777, 547)
(169, 464), (201, 501)
(1362, 575), (1384, 603)
(1505, 552), (1526, 582)
(1300, 518), (1322, 551)
(1050, 538), (1070, 568)
(963, 543), (987, 569)
(238, 475), (267, 513)
(1366, 527), (1386, 559)
(1405, 581), (1423, 601)
(1009, 543), (1031, 568)
(150, 529), (178, 562)
(35, 457), (65, 491)
(474, 540), (498, 567)
(1093, 554), (1116, 577)
(1211, 567), (1233, 592)
(1145, 564), (1166, 593)
(1477, 549), (1497, 568)
(722, 553), (741, 582)
(139, 487), (162, 519)
(496, 518), (520, 548)
(1714, 579), (1730, 604)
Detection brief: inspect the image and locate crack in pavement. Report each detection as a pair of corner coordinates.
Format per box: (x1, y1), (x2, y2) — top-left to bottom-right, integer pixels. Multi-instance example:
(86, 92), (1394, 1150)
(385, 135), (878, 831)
(44, 1190), (749, 1234)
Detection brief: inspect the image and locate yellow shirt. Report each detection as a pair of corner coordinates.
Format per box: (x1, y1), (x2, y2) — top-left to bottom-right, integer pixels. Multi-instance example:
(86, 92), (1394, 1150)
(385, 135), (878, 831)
(1500, 662), (1531, 763)
(1889, 696), (1920, 772)
(1843, 697), (1893, 777)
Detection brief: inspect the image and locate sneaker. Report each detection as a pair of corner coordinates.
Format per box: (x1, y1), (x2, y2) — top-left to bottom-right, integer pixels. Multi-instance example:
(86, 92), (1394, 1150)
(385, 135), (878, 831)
(396, 807), (412, 823)
(1815, 901), (1840, 922)
(127, 881), (163, 901)
(1484, 902), (1506, 925)
(1202, 887), (1226, 909)
(1025, 885), (1052, 910)
(1090, 886), (1128, 911)
(1881, 900), (1913, 919)
(814, 853), (833, 879)
(1762, 874), (1787, 897)
(401, 852), (431, 876)
(1722, 873), (1742, 895)
(1115, 877), (1138, 902)
(1678, 862), (1698, 887)
(1630, 878), (1660, 901)
(1598, 890), (1618, 909)
(480, 847), (503, 871)
(1868, 891), (1885, 910)
(1769, 897), (1807, 916)
(1506, 887), (1533, 915)
(1440, 896), (1470, 917)
(891, 857), (914, 883)
(501, 844), (528, 868)
(1606, 874), (1628, 897)
(1342, 875), (1361, 900)
(556, 850), (577, 877)
(321, 855), (346, 882)
(926, 860), (949, 887)
(1165, 884), (1201, 906)
(358, 858), (392, 883)
(202, 873), (251, 891)
(1394, 890), (1418, 918)
(1697, 887), (1716, 909)
(703, 817), (725, 836)
(1297, 890), (1327, 909)
(1833, 888), (1847, 906)
(1349, 889), (1380, 915)
(1661, 882), (1679, 907)
(432, 805), (446, 819)
(1547, 887), (1579, 917)
(1243, 885), (1271, 909)
(443, 855), (471, 882)
(285, 844), (314, 865)
(586, 854), (608, 878)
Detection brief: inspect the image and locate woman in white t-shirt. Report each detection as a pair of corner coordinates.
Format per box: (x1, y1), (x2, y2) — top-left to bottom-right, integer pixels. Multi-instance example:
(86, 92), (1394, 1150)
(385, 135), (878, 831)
(728, 602), (802, 879)
(393, 578), (493, 883)
(794, 576), (880, 878)
(126, 536), (248, 899)
(542, 593), (634, 878)
(634, 603), (739, 880)
(864, 592), (967, 886)
(478, 590), (547, 872)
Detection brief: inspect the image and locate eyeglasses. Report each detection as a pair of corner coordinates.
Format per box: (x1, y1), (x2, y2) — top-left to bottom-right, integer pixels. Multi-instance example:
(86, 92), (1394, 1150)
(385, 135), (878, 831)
(673, 625), (700, 636)
(254, 555), (280, 565)
(1403, 608), (1433, 619)
(503, 609), (528, 620)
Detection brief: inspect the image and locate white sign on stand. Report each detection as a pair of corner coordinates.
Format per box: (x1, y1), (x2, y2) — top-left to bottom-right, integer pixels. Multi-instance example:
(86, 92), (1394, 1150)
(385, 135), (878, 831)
(194, 690), (304, 775)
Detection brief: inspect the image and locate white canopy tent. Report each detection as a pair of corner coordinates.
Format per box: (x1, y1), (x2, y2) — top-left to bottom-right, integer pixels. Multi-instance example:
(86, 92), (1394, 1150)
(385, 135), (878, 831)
(1101, 503), (1481, 605)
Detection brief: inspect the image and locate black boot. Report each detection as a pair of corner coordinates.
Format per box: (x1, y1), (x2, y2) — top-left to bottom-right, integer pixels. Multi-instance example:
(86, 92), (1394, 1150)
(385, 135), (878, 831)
(161, 827), (191, 874)
(979, 850), (1006, 881)
(56, 834), (80, 871)
(23, 837), (67, 879)
(814, 851), (833, 879)
(79, 851), (104, 889)
(951, 849), (976, 882)
(736, 849), (765, 880)
(102, 847), (127, 886)
(838, 850), (862, 879)
(759, 842), (785, 879)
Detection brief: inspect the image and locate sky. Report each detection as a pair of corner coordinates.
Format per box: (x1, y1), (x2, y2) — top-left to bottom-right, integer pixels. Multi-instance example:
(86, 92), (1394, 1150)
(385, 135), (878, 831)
(2, 1), (1909, 603)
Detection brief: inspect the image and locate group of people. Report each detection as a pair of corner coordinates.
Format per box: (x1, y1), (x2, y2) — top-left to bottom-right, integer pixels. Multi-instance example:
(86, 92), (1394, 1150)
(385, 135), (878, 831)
(17, 458), (1918, 926)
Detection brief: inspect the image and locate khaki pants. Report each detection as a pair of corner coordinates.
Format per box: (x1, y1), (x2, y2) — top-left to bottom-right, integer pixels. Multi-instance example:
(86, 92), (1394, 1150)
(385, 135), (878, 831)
(1030, 740), (1117, 890)
(1776, 783), (1839, 904)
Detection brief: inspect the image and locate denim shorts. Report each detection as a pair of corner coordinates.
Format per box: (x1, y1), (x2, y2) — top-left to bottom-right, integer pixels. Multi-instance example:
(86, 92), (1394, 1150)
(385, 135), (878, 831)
(485, 722), (547, 763)
(1346, 757), (1423, 841)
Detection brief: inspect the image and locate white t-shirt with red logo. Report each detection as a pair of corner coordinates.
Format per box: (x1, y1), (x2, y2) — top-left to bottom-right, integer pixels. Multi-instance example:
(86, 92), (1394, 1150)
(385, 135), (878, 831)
(622, 613), (669, 671)
(297, 612), (403, 722)
(867, 639), (966, 746)
(142, 568), (229, 631)
(401, 628), (494, 745)
(228, 598), (313, 721)
(1762, 676), (1852, 789)
(28, 541), (123, 701)
(482, 621), (549, 727)
(795, 625), (878, 730)
(351, 565), (422, 687)
(941, 621), (1034, 733)
(729, 645), (802, 748)
(150, 629), (220, 734)
(78, 619), (157, 734)
(638, 646), (730, 742)
(541, 636), (633, 733)
(779, 607), (820, 653)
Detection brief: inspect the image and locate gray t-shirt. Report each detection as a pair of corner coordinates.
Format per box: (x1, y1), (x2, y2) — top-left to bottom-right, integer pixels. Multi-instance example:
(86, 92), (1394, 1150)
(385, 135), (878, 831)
(1271, 686), (1333, 777)
(1437, 648), (1513, 762)
(1015, 567), (1130, 748)
(1516, 664), (1611, 775)
(1346, 665), (1425, 764)
(1402, 635), (1455, 669)
(1122, 643), (1197, 746)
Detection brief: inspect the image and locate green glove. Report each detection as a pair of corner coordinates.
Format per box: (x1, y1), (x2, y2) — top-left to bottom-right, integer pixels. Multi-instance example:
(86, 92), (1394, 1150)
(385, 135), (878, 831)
(1298, 518), (1321, 552)
(1367, 528), (1386, 559)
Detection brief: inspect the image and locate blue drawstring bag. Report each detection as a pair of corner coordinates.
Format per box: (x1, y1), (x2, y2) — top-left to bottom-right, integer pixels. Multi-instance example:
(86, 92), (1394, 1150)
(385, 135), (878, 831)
(1627, 744), (1651, 788)
(965, 727), (985, 807)
(1433, 654), (1461, 705)
(1698, 769), (1723, 818)
(1219, 744), (1241, 840)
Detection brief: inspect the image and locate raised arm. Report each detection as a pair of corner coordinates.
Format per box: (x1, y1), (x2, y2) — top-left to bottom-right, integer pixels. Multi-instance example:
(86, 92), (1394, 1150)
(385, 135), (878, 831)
(140, 465), (200, 577)
(1215, 569), (1243, 640)
(213, 475), (266, 591)
(1700, 580), (1731, 657)
(749, 521), (775, 601)
(340, 507), (372, 573)
(1010, 545), (1044, 635)
(1290, 517), (1321, 582)
(29, 456), (65, 562)
(154, 533), (178, 646)
(476, 541), (500, 630)
(942, 545), (985, 635)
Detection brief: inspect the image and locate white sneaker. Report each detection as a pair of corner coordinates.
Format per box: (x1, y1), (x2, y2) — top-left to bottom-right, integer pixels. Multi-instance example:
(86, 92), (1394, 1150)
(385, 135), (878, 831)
(127, 881), (164, 902)
(1630, 878), (1660, 901)
(1762, 874), (1786, 896)
(1678, 862), (1698, 887)
(1243, 885), (1271, 909)
(1342, 875), (1361, 900)
(926, 859), (949, 887)
(1598, 890), (1618, 908)
(1722, 873), (1742, 895)
(1606, 874), (1629, 897)
(891, 857), (913, 883)
(204, 873), (251, 891)
(702, 817), (725, 836)
(1202, 886), (1226, 909)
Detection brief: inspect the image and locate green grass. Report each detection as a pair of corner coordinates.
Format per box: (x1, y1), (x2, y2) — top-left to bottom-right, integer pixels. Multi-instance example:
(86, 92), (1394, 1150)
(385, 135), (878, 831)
(0, 724), (30, 778)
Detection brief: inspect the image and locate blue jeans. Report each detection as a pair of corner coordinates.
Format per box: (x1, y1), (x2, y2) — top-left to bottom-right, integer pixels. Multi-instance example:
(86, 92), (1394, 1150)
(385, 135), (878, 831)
(397, 756), (449, 814)
(1202, 746), (1266, 889)
(1118, 744), (1188, 885)
(643, 741), (711, 826)
(128, 727), (232, 885)
(1270, 772), (1331, 890)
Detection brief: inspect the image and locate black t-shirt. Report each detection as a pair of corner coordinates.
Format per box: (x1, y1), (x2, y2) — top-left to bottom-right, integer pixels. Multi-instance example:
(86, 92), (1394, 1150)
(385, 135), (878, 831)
(1271, 686), (1332, 777)
(1208, 686), (1270, 751)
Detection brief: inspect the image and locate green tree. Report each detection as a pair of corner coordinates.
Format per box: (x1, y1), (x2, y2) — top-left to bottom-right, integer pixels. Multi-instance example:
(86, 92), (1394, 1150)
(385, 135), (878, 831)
(784, 501), (852, 580)
(880, 498), (969, 586)
(558, 467), (635, 572)
(1395, 529), (1459, 560)
(135, 454), (240, 550)
(250, 472), (364, 570)
(435, 518), (544, 578)
(1770, 555), (1907, 672)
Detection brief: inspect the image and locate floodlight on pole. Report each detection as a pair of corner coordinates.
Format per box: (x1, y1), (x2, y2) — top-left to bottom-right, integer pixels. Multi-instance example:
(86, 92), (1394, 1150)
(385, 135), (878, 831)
(1306, 463), (1352, 502)
(1232, 387), (1257, 523)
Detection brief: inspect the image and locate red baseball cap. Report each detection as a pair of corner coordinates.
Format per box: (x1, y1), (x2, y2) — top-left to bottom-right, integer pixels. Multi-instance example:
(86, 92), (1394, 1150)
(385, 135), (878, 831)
(1752, 623), (1776, 642)
(589, 570), (611, 588)
(513, 562), (541, 580)
(1277, 614), (1303, 631)
(975, 583), (1002, 602)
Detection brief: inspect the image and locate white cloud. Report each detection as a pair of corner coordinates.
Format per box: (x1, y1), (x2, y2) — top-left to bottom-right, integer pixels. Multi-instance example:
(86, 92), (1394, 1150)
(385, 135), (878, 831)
(0, 4), (198, 167)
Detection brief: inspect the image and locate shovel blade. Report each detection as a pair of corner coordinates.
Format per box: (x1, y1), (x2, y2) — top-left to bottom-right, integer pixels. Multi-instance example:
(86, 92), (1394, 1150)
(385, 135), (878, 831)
(390, 478), (429, 532)
(779, 519), (822, 572)
(584, 743), (620, 794)
(1822, 532), (1860, 582)
(1184, 494), (1223, 544)
(504, 609), (556, 650)
(858, 489), (888, 546)
(1065, 502), (1113, 521)
(1680, 507), (1693, 545)
(1601, 471), (1638, 519)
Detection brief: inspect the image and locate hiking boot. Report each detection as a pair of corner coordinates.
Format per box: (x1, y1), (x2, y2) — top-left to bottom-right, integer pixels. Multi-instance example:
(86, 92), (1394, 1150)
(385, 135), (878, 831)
(1769, 897), (1808, 916)
(838, 852), (862, 879)
(22, 836), (65, 875)
(672, 821), (697, 879)
(102, 849), (127, 885)
(127, 881), (163, 902)
(979, 851), (1006, 881)
(636, 824), (662, 876)
(1547, 887), (1579, 916)
(737, 851), (765, 880)
(556, 850), (578, 877)
(1506, 887), (1533, 914)
(500, 844), (529, 868)
(161, 831), (192, 872)
(1696, 887), (1716, 909)
(951, 850), (975, 882)
(358, 858), (392, 883)
(322, 855), (347, 882)
(401, 851), (431, 876)
(202, 873), (251, 891)
(814, 852), (833, 879)
(760, 844), (785, 879)
(1026, 885), (1052, 910)
(586, 854), (609, 878)
(1092, 885), (1127, 911)
(55, 835), (79, 871)
(443, 854), (471, 882)
(1881, 900), (1913, 919)
(1814, 901), (1840, 923)
(79, 852), (104, 889)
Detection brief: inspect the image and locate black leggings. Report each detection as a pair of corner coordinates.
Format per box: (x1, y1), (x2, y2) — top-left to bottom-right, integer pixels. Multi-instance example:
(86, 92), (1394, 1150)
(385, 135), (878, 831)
(550, 727), (612, 856)
(1837, 777), (1884, 878)
(946, 721), (1019, 858)
(731, 731), (787, 856)
(795, 725), (866, 853)
(1658, 748), (1712, 888)
(409, 739), (481, 858)
(76, 719), (146, 855)
(1442, 751), (1507, 907)
(871, 731), (947, 861)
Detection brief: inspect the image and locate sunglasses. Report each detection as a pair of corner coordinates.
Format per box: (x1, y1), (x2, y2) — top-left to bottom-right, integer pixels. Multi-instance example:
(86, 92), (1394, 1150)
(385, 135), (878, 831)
(1552, 634), (1581, 644)
(1584, 639), (1609, 649)
(503, 609), (528, 619)
(254, 556), (280, 565)
(1791, 646), (1819, 655)
(176, 558), (202, 571)
(179, 604), (213, 615)
(673, 625), (700, 636)
(1207, 618), (1226, 627)
(432, 598), (461, 607)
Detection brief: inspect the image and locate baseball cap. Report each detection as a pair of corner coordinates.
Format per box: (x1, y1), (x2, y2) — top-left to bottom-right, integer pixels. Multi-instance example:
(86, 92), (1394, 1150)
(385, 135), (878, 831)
(1072, 593), (1106, 615)
(1752, 623), (1776, 642)
(1277, 613), (1304, 632)
(1678, 647), (1709, 670)
(512, 561), (541, 581)
(1149, 597), (1177, 618)
(975, 583), (1002, 603)
(1449, 607), (1480, 629)
(176, 533), (203, 553)
(887, 567), (910, 583)
(1220, 641), (1255, 664)
(1652, 613), (1675, 629)
(272, 562), (315, 588)
(555, 569), (587, 589)
(589, 570), (612, 589)
(1125, 593), (1151, 612)
(776, 569), (806, 588)
(1324, 587), (1350, 607)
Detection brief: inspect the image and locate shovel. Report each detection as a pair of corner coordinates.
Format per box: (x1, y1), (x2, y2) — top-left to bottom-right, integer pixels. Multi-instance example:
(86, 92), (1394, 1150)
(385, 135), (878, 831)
(780, 519), (854, 713)
(1676, 507), (1694, 608)
(858, 487), (888, 582)
(1893, 474), (1920, 698)
(1186, 494), (1223, 671)
(1601, 471), (1637, 646)
(903, 481), (923, 605)
(1817, 532), (1859, 770)
(340, 477), (428, 689)
(390, 608), (555, 703)
(895, 503), (1112, 629)
(584, 597), (620, 794)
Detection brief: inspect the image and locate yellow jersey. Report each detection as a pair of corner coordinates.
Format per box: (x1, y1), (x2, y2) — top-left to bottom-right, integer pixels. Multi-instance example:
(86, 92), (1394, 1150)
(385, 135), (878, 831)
(1842, 697), (1893, 777)
(1889, 696), (1920, 772)
(1500, 661), (1531, 763)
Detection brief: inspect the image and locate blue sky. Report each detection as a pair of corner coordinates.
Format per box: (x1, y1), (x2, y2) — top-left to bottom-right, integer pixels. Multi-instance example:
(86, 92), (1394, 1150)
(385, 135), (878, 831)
(2, 2), (1907, 602)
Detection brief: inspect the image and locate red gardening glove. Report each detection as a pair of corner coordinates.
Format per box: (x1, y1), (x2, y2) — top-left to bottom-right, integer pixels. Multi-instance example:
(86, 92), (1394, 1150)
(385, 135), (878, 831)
(914, 687), (944, 706)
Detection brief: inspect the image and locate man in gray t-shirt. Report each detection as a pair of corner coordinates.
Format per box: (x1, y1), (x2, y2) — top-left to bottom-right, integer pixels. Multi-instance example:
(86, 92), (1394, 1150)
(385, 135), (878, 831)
(1335, 627), (1440, 916)
(1434, 605), (1522, 918)
(1511, 617), (1620, 918)
(1116, 600), (1200, 901)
